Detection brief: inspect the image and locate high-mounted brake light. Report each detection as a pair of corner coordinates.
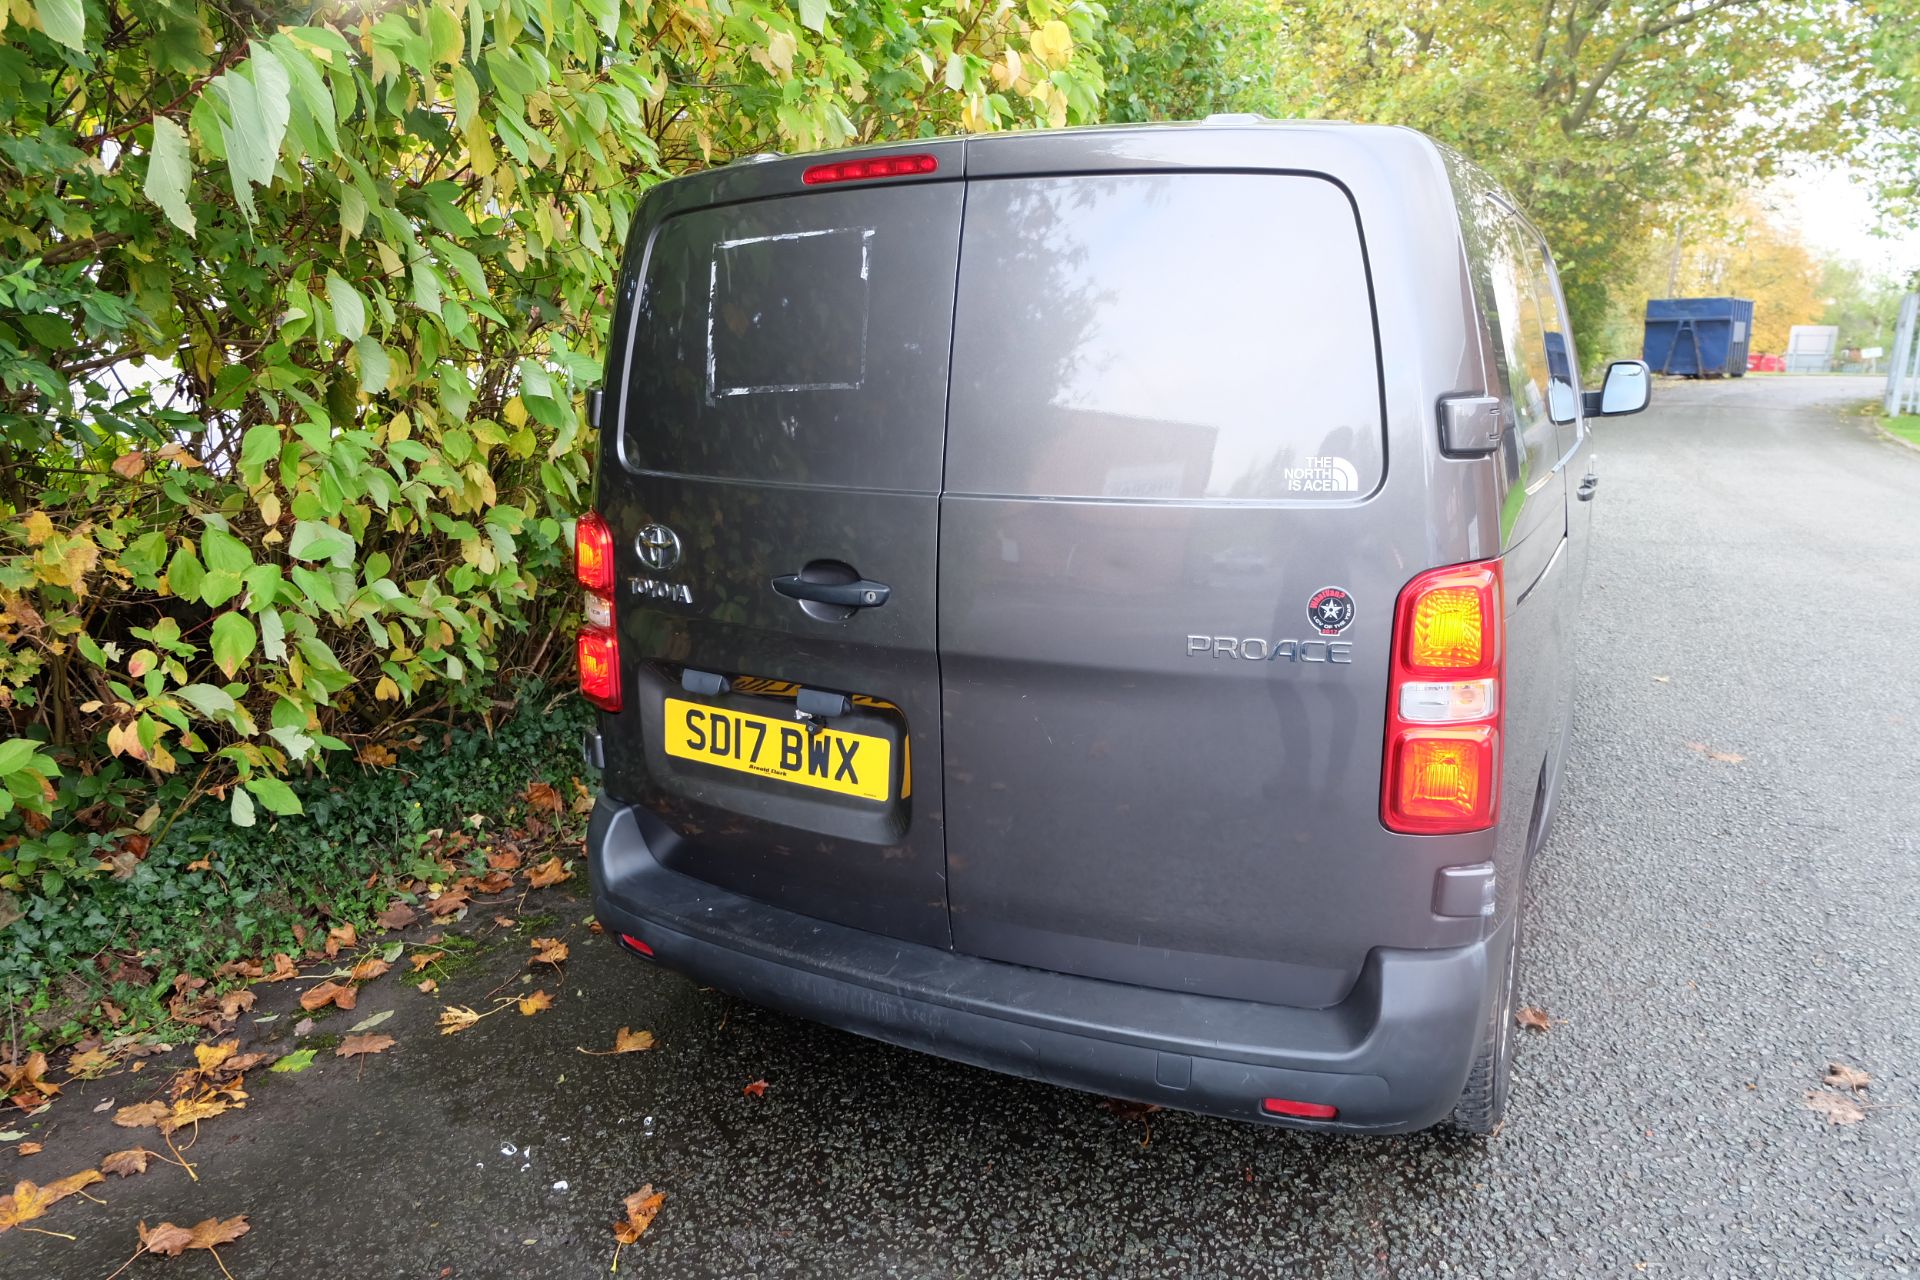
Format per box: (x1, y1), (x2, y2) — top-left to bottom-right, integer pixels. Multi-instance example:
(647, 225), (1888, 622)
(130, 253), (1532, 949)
(575, 513), (621, 712)
(1383, 561), (1503, 834)
(802, 153), (938, 185)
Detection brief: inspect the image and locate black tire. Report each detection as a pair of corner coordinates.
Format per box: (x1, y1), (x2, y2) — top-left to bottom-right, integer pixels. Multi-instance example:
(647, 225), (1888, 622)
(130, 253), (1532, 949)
(1448, 911), (1522, 1135)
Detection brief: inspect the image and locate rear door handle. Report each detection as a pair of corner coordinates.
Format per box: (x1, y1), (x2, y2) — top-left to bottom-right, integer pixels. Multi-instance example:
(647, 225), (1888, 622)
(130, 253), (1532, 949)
(1576, 476), (1599, 502)
(771, 575), (891, 608)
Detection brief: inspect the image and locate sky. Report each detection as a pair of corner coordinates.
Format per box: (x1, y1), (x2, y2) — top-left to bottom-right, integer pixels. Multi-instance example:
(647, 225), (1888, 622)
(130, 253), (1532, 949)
(1767, 163), (1920, 282)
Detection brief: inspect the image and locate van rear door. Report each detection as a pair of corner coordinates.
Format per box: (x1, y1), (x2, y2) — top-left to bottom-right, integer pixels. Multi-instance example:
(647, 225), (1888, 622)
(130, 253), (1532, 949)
(938, 169), (1399, 1006)
(598, 150), (961, 948)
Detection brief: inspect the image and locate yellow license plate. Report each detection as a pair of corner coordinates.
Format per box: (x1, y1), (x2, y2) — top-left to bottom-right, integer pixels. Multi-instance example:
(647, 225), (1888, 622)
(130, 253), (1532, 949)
(662, 697), (893, 802)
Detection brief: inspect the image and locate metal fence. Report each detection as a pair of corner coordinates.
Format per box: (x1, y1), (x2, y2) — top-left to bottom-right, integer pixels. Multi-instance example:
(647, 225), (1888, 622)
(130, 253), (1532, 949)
(1890, 293), (1920, 417)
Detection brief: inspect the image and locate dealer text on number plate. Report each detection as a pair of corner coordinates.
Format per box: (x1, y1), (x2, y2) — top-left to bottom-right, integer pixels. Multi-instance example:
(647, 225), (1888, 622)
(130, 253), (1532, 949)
(662, 697), (892, 802)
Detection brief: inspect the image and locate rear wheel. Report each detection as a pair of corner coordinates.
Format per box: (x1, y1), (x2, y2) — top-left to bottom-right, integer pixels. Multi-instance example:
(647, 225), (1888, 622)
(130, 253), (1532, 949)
(1449, 911), (1522, 1135)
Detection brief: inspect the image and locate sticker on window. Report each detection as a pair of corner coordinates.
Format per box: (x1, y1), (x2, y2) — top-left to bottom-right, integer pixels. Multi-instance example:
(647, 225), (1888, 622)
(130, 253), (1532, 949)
(1282, 456), (1360, 494)
(707, 227), (872, 401)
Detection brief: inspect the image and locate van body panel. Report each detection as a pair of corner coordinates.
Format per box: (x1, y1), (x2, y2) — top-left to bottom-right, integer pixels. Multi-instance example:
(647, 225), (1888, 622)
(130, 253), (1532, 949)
(594, 159), (966, 949)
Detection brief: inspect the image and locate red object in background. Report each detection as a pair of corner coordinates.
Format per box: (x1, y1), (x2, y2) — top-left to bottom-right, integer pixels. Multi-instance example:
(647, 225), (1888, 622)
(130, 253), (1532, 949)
(1747, 352), (1785, 373)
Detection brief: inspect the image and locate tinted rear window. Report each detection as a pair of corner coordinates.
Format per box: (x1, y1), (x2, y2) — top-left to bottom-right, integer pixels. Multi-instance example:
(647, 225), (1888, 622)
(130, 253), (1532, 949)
(945, 174), (1383, 500)
(620, 183), (961, 491)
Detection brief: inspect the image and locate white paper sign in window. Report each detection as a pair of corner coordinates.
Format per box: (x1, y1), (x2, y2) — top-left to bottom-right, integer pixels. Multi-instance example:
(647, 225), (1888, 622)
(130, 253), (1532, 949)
(707, 227), (872, 401)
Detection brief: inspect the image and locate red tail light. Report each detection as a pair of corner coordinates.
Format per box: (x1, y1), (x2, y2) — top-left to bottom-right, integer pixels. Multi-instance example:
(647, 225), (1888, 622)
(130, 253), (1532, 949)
(1262, 1097), (1339, 1120)
(802, 153), (938, 185)
(575, 512), (614, 592)
(1383, 561), (1503, 834)
(575, 513), (620, 712)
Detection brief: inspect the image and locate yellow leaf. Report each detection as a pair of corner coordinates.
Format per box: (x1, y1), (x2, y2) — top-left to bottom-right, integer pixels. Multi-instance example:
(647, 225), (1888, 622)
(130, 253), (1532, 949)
(194, 1040), (237, 1074)
(437, 1005), (483, 1035)
(0, 1169), (104, 1233)
(257, 491), (281, 526)
(387, 410), (412, 443)
(23, 512), (53, 545)
(374, 676), (400, 701)
(518, 989), (552, 1016)
(1031, 19), (1073, 67)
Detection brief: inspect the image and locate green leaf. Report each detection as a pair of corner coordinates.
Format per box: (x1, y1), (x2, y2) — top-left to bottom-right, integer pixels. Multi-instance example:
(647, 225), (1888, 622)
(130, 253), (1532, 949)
(0, 738), (48, 776)
(167, 544), (206, 601)
(143, 116), (197, 236)
(244, 775), (303, 816)
(260, 608), (287, 661)
(210, 611), (257, 678)
(355, 337), (390, 393)
(175, 684), (239, 720)
(240, 423), (281, 478)
(210, 43), (293, 223)
(326, 271), (367, 343)
(288, 519), (356, 567)
(271, 1049), (317, 1073)
(33, 0), (85, 50)
(201, 525), (254, 575)
(798, 0), (828, 33)
(231, 785), (257, 827)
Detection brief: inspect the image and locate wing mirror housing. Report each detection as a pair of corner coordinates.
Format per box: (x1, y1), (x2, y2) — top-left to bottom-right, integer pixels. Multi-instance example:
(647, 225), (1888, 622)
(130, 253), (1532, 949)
(1583, 360), (1651, 417)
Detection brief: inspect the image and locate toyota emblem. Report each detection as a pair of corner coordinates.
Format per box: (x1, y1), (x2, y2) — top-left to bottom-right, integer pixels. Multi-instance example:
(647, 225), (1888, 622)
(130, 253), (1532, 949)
(635, 524), (682, 571)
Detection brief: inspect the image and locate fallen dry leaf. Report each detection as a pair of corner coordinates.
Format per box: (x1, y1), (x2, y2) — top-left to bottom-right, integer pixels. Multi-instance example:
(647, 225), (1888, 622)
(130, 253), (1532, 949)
(337, 1034), (395, 1059)
(194, 1041), (237, 1075)
(299, 981), (357, 1013)
(1, 1052), (59, 1107)
(324, 922), (358, 958)
(525, 780), (564, 813)
(409, 950), (445, 972)
(417, 978), (438, 994)
(0, 1168), (104, 1232)
(575, 1026), (656, 1057)
(218, 988), (256, 1019)
(527, 857), (568, 889)
(1824, 1062), (1870, 1092)
(349, 956), (392, 983)
(437, 1005), (484, 1036)
(163, 1094), (235, 1134)
(66, 1047), (115, 1079)
(261, 953), (299, 982)
(100, 1148), (154, 1178)
(476, 871), (514, 894)
(138, 1214), (249, 1256)
(1683, 741), (1745, 764)
(487, 849), (523, 872)
(530, 937), (569, 967)
(375, 902), (418, 931)
(612, 1185), (666, 1245)
(1098, 1097), (1163, 1122)
(111, 451), (148, 479)
(428, 887), (472, 916)
(518, 990), (553, 1016)
(493, 914), (518, 929)
(1804, 1090), (1866, 1126)
(741, 1078), (768, 1098)
(14, 1143), (40, 1157)
(113, 1101), (171, 1129)
(1515, 1006), (1553, 1032)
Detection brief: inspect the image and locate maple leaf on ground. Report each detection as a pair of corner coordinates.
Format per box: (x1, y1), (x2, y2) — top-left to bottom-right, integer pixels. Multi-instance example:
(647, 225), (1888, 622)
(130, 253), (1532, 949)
(101, 1148), (154, 1178)
(417, 978), (439, 994)
(113, 1101), (171, 1129)
(1804, 1090), (1866, 1126)
(519, 990), (553, 1016)
(337, 1034), (396, 1059)
(218, 988), (257, 1019)
(162, 1094), (234, 1135)
(493, 914), (518, 928)
(261, 953), (298, 982)
(194, 1041), (238, 1075)
(375, 902), (418, 931)
(527, 857), (569, 889)
(1, 1052), (59, 1106)
(138, 1214), (250, 1256)
(15, 1142), (41, 1156)
(487, 849), (523, 872)
(438, 1006), (484, 1036)
(350, 956), (392, 982)
(0, 1168), (104, 1232)
(612, 1185), (666, 1245)
(214, 958), (265, 981)
(1824, 1062), (1870, 1092)
(530, 937), (569, 967)
(525, 780), (564, 813)
(575, 1026), (657, 1057)
(742, 1078), (768, 1098)
(65, 1047), (115, 1079)
(476, 871), (514, 894)
(299, 981), (357, 1012)
(409, 951), (445, 972)
(1515, 1006), (1553, 1032)
(225, 1052), (272, 1075)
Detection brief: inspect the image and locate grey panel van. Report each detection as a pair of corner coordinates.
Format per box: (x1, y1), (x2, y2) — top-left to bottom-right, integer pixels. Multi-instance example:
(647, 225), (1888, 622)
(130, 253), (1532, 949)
(577, 120), (1650, 1133)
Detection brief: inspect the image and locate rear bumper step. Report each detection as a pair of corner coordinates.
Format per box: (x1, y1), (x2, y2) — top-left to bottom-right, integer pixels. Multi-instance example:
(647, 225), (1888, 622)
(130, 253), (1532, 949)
(588, 797), (1500, 1133)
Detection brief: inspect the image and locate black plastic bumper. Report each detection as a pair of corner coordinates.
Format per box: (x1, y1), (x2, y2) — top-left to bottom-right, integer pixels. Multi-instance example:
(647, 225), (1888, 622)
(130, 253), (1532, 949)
(588, 797), (1501, 1133)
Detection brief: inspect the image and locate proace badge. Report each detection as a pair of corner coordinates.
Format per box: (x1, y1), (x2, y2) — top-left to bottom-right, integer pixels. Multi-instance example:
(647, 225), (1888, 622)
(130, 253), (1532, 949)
(1306, 585), (1355, 636)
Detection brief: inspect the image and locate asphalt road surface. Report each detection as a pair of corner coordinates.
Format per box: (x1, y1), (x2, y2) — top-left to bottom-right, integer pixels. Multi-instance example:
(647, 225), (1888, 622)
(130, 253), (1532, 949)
(8, 376), (1917, 1280)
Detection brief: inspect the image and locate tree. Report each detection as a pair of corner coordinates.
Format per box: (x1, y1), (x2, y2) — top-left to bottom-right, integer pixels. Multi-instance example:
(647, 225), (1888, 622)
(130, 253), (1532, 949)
(0, 0), (1107, 885)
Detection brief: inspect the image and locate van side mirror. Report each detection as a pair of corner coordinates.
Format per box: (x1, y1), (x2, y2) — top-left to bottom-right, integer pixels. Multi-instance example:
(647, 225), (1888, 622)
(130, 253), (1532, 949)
(1582, 360), (1651, 417)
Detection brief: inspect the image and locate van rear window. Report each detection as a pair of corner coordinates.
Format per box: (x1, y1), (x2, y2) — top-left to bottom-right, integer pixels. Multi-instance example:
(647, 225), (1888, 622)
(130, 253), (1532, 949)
(621, 184), (961, 491)
(944, 174), (1385, 501)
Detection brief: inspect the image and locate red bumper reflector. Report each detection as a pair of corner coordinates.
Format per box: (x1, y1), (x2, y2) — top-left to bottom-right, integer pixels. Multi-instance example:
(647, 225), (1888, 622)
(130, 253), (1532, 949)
(802, 153), (938, 185)
(618, 933), (654, 957)
(1262, 1097), (1338, 1120)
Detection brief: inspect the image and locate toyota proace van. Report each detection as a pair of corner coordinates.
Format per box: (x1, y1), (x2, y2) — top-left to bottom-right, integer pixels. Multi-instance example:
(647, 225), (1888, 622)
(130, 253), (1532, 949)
(578, 120), (1651, 1134)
